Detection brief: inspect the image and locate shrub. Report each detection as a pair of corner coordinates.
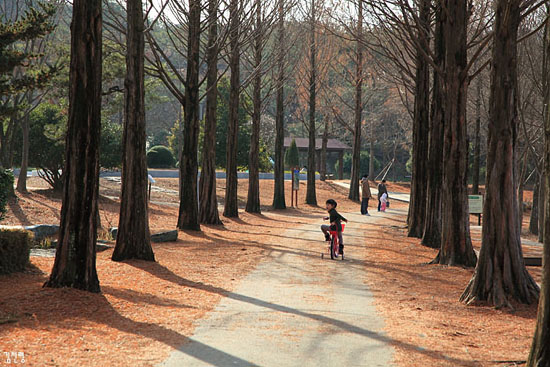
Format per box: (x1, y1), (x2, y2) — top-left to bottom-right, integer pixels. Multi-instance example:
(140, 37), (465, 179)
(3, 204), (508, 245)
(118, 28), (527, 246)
(100, 121), (123, 169)
(0, 229), (31, 275)
(28, 103), (66, 191)
(147, 145), (176, 168)
(285, 139), (300, 169)
(0, 169), (14, 220)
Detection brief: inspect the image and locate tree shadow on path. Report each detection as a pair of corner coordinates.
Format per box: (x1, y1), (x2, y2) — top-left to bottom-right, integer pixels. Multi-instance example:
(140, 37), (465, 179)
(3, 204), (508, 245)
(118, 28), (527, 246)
(131, 261), (478, 367)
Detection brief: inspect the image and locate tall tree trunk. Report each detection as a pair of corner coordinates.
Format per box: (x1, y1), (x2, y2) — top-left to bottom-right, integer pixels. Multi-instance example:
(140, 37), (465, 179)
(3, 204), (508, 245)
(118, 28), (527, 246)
(272, 0), (286, 210)
(528, 12), (550, 358)
(407, 0), (430, 239)
(422, 3), (444, 249)
(306, 0), (317, 206)
(527, 23), (550, 357)
(112, 0), (154, 262)
(461, 0), (538, 308)
(349, 0), (363, 201)
(16, 103), (30, 193)
(246, 0), (262, 213)
(199, 0), (222, 225)
(320, 120), (328, 181)
(472, 76), (482, 195)
(432, 0), (477, 267)
(518, 154), (527, 233)
(2, 117), (16, 168)
(530, 174), (539, 236)
(44, 0), (102, 292)
(541, 172), (546, 243)
(224, 0), (240, 218)
(178, 0), (201, 230)
(369, 121), (374, 180)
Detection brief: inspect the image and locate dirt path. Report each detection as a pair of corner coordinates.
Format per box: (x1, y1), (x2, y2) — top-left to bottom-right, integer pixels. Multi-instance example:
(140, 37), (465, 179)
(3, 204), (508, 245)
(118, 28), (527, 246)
(161, 212), (394, 367)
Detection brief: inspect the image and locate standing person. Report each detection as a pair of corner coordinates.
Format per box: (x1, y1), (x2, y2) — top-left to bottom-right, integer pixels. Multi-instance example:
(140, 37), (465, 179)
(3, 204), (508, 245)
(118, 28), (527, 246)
(377, 179), (388, 211)
(360, 174), (372, 216)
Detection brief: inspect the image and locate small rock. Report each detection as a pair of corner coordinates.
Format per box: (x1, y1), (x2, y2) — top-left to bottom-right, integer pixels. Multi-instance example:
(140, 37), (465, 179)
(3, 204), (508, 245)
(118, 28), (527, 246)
(96, 243), (114, 252)
(151, 230), (178, 243)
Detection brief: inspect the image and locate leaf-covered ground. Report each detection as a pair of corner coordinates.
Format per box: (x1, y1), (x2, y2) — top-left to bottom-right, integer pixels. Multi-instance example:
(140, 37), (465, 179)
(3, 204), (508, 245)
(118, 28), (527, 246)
(0, 177), (542, 366)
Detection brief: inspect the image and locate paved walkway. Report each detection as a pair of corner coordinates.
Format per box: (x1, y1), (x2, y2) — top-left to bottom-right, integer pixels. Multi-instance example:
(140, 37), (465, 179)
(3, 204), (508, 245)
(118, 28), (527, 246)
(335, 181), (544, 250)
(161, 212), (394, 367)
(333, 181), (411, 203)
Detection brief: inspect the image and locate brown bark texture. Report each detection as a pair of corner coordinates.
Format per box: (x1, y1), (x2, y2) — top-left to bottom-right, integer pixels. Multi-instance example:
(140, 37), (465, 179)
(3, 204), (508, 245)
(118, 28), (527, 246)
(44, 0), (102, 292)
(472, 76), (482, 195)
(199, 0), (222, 225)
(112, 0), (154, 262)
(527, 11), (550, 362)
(306, 0), (317, 206)
(16, 112), (30, 193)
(246, 0), (262, 214)
(530, 174), (540, 235)
(224, 0), (240, 218)
(178, 0), (201, 230)
(348, 0), (362, 202)
(540, 172), (546, 243)
(432, 0), (477, 267)
(461, 0), (538, 308)
(369, 122), (374, 180)
(527, 89), (550, 366)
(320, 121), (328, 181)
(527, 106), (550, 366)
(272, 0), (286, 210)
(422, 3), (444, 249)
(406, 0), (430, 239)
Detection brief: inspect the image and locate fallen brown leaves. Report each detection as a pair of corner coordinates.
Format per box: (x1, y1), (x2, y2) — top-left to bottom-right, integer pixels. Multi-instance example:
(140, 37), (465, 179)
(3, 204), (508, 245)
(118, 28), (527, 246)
(0, 178), (349, 367)
(362, 201), (540, 367)
(1, 177), (543, 367)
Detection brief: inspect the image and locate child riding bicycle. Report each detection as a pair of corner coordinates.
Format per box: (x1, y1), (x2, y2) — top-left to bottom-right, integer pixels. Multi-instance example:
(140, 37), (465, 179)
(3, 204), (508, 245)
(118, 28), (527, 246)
(321, 199), (348, 254)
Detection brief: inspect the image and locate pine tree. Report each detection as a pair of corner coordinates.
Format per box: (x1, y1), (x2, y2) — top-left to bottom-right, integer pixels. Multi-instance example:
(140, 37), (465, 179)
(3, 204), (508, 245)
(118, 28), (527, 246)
(0, 2), (56, 117)
(285, 139), (300, 169)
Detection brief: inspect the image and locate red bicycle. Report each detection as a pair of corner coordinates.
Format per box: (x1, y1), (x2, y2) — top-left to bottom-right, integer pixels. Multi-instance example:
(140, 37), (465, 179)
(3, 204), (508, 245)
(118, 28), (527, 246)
(322, 222), (345, 260)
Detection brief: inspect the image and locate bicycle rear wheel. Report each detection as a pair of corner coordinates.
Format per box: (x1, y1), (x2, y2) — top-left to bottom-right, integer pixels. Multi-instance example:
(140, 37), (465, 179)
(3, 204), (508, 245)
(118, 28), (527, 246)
(330, 237), (336, 260)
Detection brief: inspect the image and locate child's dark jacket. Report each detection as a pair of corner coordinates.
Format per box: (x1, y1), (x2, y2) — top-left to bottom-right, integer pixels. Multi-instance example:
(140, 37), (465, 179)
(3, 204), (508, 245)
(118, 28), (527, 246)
(328, 208), (347, 232)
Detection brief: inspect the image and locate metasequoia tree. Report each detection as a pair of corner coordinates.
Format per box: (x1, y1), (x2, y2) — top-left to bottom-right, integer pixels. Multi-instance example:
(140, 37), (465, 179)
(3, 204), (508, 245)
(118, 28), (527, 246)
(527, 12), (550, 355)
(432, 0), (477, 266)
(127, 0), (229, 226)
(112, 0), (155, 261)
(292, 0), (336, 205)
(223, 0), (243, 218)
(421, 1), (444, 248)
(364, 0), (431, 238)
(272, 0), (287, 209)
(305, 0), (320, 205)
(44, 0), (102, 292)
(327, 0), (366, 201)
(405, 0), (430, 238)
(516, 11), (548, 238)
(461, 0), (540, 308)
(178, 0), (202, 229)
(366, 0), (490, 252)
(200, 0), (223, 224)
(471, 76), (482, 195)
(245, 0), (263, 213)
(244, 0), (278, 213)
(350, 0), (363, 199)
